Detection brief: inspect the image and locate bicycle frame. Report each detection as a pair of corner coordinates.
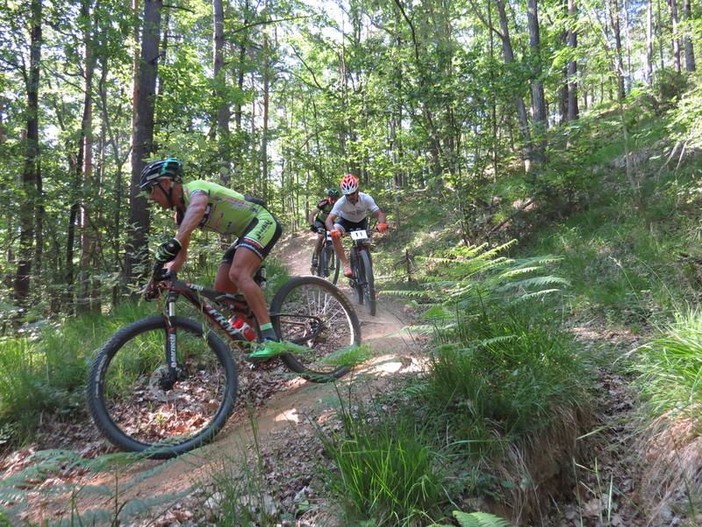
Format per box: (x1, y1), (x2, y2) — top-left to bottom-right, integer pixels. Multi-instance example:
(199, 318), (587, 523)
(153, 266), (329, 372)
(154, 274), (254, 387)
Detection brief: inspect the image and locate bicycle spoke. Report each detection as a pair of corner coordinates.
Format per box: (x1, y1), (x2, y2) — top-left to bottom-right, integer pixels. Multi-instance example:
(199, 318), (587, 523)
(271, 276), (361, 381)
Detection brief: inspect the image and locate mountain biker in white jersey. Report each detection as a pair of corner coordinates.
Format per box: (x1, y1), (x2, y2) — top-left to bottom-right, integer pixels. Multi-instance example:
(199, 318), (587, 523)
(139, 158), (283, 360)
(324, 173), (388, 278)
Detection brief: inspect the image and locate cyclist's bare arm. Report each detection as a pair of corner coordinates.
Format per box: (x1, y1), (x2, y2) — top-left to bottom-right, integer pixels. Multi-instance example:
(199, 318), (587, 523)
(168, 192), (208, 272)
(307, 208), (320, 225)
(325, 212), (339, 233)
(373, 209), (387, 225)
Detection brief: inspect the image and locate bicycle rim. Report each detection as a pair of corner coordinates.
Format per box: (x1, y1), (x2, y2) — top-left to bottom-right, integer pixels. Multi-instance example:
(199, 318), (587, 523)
(270, 276), (361, 382)
(360, 249), (377, 316)
(86, 316), (238, 458)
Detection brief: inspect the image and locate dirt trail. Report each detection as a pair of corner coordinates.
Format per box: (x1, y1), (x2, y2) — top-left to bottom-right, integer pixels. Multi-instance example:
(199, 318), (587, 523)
(7, 233), (423, 526)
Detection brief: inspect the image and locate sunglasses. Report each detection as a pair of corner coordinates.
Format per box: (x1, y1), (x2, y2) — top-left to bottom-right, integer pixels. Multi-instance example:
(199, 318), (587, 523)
(141, 183), (159, 198)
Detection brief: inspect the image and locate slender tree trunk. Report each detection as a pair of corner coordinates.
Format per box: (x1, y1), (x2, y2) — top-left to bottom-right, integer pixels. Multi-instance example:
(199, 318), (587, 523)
(668, 0), (681, 73)
(494, 0), (533, 172)
(682, 0), (696, 71)
(15, 0), (43, 310)
(646, 0), (654, 83)
(657, 0), (665, 71)
(567, 0), (579, 121)
(260, 27), (271, 198)
(78, 0), (98, 313)
(212, 0), (231, 184)
(527, 0), (547, 167)
(610, 0), (627, 99)
(125, 0), (162, 287)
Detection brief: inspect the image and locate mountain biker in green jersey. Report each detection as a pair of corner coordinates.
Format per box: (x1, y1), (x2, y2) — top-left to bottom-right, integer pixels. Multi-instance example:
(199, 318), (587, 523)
(140, 158), (283, 360)
(307, 188), (340, 273)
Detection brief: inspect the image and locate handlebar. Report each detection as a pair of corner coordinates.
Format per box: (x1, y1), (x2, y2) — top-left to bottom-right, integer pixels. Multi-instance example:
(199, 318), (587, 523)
(143, 261), (175, 300)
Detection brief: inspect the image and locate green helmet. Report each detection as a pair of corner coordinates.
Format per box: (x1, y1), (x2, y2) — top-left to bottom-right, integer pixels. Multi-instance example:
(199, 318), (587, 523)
(139, 158), (183, 191)
(326, 187), (341, 198)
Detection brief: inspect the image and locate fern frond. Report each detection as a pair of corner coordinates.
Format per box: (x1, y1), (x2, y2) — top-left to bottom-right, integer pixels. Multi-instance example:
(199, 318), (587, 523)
(454, 510), (511, 527)
(496, 276), (570, 291)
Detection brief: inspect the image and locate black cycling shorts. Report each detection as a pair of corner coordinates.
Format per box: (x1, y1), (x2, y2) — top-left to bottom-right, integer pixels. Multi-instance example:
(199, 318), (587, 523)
(221, 210), (283, 263)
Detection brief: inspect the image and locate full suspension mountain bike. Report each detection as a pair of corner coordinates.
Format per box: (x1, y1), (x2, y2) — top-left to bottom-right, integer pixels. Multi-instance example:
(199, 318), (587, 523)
(86, 262), (361, 459)
(312, 229), (340, 284)
(346, 228), (376, 317)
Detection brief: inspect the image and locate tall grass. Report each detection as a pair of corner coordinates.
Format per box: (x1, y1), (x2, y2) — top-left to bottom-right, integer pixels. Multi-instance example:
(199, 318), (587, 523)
(426, 305), (590, 443)
(635, 309), (702, 419)
(320, 400), (445, 527)
(0, 301), (155, 448)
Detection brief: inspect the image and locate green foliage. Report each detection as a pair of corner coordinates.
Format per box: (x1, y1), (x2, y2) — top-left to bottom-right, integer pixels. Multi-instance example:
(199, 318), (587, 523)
(320, 401), (445, 527)
(387, 241), (568, 323)
(635, 309), (702, 420)
(0, 338), (53, 443)
(652, 68), (691, 106)
(431, 510), (510, 527)
(424, 304), (591, 444)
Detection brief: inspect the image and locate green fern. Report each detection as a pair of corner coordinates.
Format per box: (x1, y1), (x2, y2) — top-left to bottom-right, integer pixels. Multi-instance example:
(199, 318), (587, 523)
(386, 241), (567, 313)
(431, 510), (510, 527)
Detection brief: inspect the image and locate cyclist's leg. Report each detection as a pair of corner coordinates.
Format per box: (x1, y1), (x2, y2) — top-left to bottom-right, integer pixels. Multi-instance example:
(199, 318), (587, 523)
(313, 220), (325, 258)
(337, 219), (368, 277)
(311, 220), (325, 272)
(330, 221), (351, 276)
(214, 244), (238, 293)
(232, 212), (284, 360)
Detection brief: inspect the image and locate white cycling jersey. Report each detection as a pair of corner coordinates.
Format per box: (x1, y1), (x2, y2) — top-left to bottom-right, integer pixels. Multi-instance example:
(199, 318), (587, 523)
(329, 192), (380, 223)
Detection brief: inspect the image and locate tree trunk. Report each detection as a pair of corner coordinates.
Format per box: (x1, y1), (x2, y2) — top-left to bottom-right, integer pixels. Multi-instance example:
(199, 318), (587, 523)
(494, 0), (533, 172)
(668, 0), (681, 73)
(646, 0), (654, 83)
(610, 0), (627, 99)
(78, 0), (98, 313)
(527, 0), (547, 167)
(260, 27), (271, 198)
(125, 0), (162, 287)
(15, 0), (42, 310)
(682, 0), (696, 71)
(567, 0), (580, 121)
(212, 0), (231, 184)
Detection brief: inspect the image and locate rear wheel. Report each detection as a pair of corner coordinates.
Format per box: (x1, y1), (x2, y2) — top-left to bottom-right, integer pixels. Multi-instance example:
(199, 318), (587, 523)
(320, 243), (340, 284)
(86, 316), (238, 458)
(270, 276), (361, 382)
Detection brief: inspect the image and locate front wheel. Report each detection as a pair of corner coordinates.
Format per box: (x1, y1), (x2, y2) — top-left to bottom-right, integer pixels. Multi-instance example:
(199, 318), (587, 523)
(359, 249), (377, 316)
(86, 316), (238, 459)
(270, 276), (361, 382)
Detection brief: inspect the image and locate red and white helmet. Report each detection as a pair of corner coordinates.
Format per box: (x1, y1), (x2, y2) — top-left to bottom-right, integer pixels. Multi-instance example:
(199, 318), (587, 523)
(340, 173), (359, 195)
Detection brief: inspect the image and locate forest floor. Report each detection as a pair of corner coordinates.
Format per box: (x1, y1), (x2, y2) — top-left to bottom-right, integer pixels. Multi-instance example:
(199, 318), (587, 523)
(0, 233), (682, 526)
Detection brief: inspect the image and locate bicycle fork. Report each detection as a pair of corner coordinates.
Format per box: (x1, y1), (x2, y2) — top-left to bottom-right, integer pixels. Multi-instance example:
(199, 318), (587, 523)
(160, 290), (183, 390)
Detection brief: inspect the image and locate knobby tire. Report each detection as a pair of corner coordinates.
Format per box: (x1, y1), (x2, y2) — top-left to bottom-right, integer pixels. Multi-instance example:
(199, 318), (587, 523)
(359, 249), (377, 316)
(350, 249), (364, 305)
(86, 316), (238, 459)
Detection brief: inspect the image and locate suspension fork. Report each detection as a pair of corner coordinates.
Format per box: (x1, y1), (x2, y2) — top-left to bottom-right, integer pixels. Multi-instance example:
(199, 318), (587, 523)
(162, 290), (180, 382)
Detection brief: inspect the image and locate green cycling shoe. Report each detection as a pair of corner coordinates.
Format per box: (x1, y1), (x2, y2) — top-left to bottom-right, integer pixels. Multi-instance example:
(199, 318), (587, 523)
(246, 338), (283, 361)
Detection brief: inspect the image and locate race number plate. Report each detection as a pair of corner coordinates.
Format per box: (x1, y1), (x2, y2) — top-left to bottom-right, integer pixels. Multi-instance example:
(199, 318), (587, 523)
(349, 230), (369, 241)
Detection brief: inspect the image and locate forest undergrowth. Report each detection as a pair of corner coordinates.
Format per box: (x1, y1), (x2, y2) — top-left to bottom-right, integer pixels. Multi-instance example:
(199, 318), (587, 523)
(2, 86), (702, 526)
